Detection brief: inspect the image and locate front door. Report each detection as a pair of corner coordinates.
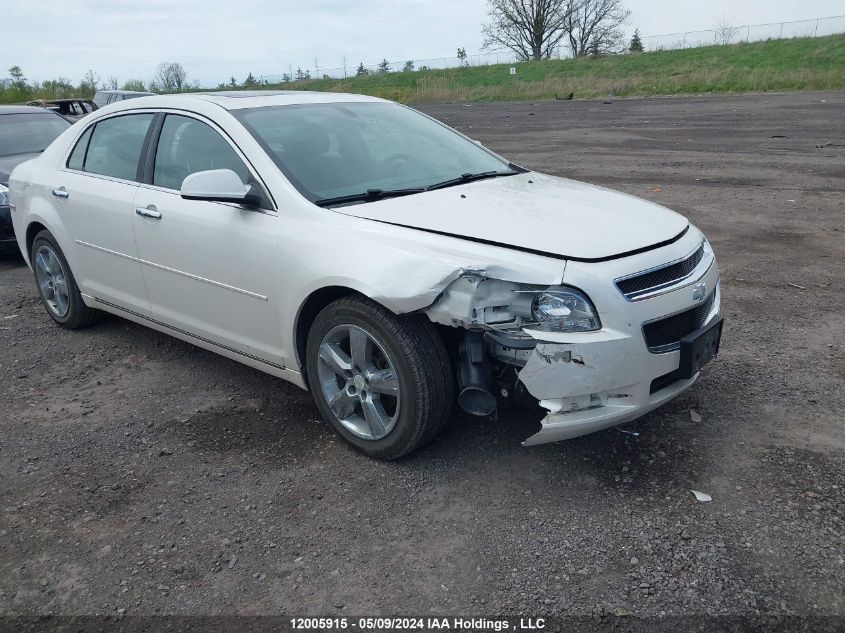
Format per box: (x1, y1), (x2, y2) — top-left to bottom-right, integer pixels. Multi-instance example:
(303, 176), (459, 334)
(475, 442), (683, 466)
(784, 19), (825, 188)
(131, 113), (283, 366)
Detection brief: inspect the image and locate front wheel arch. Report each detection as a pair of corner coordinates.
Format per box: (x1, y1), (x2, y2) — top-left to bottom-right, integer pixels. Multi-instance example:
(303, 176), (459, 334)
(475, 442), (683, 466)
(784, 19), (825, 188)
(295, 286), (363, 386)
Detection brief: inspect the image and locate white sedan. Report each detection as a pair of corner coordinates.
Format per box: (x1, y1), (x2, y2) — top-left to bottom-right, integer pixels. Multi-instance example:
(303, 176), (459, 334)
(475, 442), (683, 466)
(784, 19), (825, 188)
(8, 91), (722, 459)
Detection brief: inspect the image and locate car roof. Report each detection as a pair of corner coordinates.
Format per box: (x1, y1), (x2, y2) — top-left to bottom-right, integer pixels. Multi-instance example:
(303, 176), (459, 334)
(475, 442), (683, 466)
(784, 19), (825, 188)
(95, 90), (153, 95)
(102, 90), (387, 113)
(0, 105), (63, 115)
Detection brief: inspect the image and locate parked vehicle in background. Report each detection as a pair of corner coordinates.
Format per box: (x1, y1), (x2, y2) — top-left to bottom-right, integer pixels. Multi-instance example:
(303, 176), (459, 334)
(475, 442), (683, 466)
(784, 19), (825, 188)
(26, 98), (97, 121)
(92, 90), (154, 108)
(0, 106), (71, 254)
(8, 92), (722, 459)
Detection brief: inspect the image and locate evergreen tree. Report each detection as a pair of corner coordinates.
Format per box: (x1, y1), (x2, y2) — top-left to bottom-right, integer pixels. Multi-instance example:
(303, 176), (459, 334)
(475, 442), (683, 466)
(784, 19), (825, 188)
(629, 29), (644, 53)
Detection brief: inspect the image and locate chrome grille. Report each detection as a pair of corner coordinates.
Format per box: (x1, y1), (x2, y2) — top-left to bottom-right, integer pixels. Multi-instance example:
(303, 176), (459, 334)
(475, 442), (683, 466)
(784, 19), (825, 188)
(616, 243), (705, 300)
(643, 291), (715, 353)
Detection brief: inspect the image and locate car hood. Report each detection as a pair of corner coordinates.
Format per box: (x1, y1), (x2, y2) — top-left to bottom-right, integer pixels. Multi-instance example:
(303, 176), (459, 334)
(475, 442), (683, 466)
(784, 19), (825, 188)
(0, 152), (39, 186)
(333, 172), (689, 261)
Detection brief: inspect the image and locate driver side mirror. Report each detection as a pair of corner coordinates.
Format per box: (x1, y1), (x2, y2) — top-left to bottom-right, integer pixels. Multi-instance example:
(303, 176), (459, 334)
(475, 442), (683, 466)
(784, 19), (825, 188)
(180, 169), (263, 207)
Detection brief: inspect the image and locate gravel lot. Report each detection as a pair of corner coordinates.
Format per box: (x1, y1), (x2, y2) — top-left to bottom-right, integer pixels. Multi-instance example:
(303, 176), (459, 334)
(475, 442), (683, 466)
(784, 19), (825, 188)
(1, 92), (843, 626)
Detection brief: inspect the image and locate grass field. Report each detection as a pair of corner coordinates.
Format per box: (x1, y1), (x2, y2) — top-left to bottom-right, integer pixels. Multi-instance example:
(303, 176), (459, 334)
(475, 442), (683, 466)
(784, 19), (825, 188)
(272, 34), (845, 103)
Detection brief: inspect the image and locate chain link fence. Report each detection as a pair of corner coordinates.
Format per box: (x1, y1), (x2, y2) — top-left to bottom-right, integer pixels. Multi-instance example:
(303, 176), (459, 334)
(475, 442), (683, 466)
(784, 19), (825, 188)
(253, 14), (845, 86)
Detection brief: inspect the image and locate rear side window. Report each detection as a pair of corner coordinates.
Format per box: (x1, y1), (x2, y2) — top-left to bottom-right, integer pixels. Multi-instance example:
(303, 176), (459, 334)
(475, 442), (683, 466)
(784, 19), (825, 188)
(153, 114), (249, 190)
(66, 127), (93, 170)
(73, 114), (153, 181)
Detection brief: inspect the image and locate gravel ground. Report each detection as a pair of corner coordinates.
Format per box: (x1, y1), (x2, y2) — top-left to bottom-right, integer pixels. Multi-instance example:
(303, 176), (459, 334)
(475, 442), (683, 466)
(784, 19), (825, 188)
(1, 91), (843, 627)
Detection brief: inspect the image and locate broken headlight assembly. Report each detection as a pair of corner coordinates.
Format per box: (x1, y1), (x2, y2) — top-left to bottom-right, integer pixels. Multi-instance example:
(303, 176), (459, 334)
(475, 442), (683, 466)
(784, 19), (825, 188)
(512, 287), (601, 333)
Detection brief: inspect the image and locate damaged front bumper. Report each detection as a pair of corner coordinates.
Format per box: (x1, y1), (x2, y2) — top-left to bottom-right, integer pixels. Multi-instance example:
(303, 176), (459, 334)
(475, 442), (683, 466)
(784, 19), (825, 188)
(512, 261), (721, 446)
(519, 337), (701, 446)
(499, 328), (705, 446)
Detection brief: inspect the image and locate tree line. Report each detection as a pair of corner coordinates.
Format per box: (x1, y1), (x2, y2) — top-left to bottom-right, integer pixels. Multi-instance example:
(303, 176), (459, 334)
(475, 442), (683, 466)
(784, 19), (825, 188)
(3, 0), (652, 103)
(0, 62), (196, 104)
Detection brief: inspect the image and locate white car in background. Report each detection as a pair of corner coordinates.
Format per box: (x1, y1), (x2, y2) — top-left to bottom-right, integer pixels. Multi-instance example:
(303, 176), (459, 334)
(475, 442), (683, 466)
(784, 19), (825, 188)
(8, 91), (722, 459)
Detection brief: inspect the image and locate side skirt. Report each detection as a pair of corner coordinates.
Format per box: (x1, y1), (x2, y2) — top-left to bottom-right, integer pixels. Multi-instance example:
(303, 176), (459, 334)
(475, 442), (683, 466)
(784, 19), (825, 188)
(82, 294), (308, 390)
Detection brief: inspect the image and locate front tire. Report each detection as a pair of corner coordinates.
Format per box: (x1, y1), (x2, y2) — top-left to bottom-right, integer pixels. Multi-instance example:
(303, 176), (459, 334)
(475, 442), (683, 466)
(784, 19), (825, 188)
(31, 230), (101, 329)
(306, 296), (453, 459)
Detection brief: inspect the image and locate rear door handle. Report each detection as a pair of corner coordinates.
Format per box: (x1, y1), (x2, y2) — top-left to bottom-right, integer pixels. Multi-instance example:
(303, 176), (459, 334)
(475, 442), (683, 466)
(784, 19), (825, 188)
(52, 187), (69, 199)
(135, 206), (162, 220)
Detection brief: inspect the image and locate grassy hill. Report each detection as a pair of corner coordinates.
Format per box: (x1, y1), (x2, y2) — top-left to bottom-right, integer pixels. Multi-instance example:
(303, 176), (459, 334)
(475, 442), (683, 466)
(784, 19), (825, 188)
(273, 34), (845, 103)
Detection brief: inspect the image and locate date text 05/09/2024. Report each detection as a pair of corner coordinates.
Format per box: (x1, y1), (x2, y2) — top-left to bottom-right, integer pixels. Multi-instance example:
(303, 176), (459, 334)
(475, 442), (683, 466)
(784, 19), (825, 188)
(289, 617), (547, 631)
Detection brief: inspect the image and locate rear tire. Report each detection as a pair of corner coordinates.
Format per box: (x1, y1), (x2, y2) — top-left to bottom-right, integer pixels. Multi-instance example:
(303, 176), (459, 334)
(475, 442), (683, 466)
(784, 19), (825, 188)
(31, 230), (102, 329)
(306, 296), (453, 459)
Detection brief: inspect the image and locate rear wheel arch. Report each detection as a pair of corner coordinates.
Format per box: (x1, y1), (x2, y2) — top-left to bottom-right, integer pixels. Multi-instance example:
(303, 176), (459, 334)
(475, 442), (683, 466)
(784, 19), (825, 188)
(25, 221), (48, 264)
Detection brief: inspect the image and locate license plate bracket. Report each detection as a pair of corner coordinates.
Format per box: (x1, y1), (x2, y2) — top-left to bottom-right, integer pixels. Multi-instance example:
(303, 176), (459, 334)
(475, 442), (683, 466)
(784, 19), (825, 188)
(677, 317), (723, 379)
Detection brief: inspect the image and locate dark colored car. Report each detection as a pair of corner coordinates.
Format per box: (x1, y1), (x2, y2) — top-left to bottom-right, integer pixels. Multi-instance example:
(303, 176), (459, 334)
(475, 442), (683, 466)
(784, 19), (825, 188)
(92, 90), (154, 108)
(0, 106), (72, 254)
(26, 98), (98, 121)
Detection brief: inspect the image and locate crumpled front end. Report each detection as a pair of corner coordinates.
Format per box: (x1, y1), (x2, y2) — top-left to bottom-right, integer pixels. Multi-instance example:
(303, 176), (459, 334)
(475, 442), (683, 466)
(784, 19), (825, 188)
(424, 224), (722, 446)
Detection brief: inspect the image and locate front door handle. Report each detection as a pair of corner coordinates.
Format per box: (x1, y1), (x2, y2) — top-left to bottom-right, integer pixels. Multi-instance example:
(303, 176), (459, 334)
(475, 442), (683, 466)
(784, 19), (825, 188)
(52, 187), (69, 199)
(135, 206), (162, 220)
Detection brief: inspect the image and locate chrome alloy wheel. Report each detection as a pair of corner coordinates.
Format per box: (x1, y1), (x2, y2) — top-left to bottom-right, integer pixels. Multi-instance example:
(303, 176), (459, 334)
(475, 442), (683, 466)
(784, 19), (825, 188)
(34, 245), (70, 318)
(316, 324), (401, 440)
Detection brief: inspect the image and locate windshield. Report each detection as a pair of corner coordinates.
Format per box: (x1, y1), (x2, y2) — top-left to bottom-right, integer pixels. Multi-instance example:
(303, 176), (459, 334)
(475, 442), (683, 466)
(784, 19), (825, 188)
(234, 102), (515, 203)
(0, 113), (71, 157)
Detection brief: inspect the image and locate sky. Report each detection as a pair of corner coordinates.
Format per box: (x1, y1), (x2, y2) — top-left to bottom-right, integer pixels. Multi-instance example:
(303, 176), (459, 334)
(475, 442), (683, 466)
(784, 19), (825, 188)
(6, 0), (844, 87)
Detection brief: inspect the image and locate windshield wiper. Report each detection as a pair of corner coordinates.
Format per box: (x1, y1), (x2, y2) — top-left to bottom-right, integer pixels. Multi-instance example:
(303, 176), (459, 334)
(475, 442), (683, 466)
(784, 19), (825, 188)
(314, 187), (426, 208)
(425, 170), (517, 191)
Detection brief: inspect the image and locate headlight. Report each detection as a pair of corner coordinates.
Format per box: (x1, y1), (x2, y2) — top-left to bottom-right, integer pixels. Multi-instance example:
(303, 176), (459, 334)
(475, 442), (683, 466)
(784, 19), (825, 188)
(511, 286), (601, 333)
(0, 184), (9, 207)
(532, 288), (601, 332)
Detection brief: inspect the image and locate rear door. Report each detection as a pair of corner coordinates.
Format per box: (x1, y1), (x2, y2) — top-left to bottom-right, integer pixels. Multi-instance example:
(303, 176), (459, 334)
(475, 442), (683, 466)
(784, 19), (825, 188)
(56, 112), (155, 315)
(131, 112), (283, 366)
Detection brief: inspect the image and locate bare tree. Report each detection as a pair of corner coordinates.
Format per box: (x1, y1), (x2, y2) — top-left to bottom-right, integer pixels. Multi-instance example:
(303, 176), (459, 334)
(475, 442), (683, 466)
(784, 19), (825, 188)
(79, 69), (100, 98)
(105, 76), (119, 90)
(481, 0), (578, 61)
(714, 16), (741, 45)
(562, 0), (630, 57)
(153, 62), (187, 92)
(8, 66), (27, 91)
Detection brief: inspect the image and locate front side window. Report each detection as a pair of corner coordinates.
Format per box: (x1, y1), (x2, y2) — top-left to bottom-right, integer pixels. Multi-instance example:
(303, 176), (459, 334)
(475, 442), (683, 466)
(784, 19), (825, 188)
(0, 113), (71, 157)
(78, 114), (153, 181)
(153, 114), (250, 190)
(234, 102), (513, 203)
